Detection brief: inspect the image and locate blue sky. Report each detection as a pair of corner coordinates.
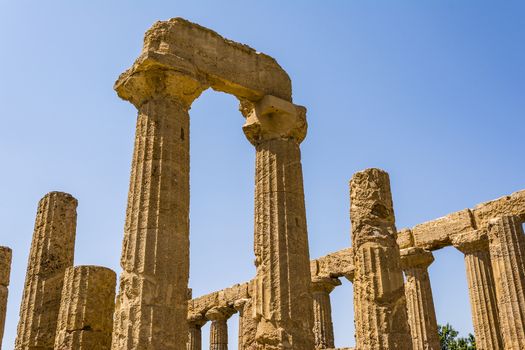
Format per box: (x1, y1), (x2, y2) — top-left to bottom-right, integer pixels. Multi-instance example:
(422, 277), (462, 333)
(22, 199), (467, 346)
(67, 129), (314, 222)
(0, 1), (523, 348)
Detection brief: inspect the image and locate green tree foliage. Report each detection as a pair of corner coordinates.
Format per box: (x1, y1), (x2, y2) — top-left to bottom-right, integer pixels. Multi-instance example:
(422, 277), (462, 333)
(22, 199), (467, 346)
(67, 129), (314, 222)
(438, 323), (476, 350)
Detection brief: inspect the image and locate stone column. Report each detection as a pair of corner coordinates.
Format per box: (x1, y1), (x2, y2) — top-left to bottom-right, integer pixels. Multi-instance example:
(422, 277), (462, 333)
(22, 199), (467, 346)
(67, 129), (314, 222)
(311, 277), (340, 349)
(54, 266), (116, 350)
(15, 192), (77, 350)
(349, 168), (412, 350)
(206, 307), (234, 350)
(187, 315), (206, 350)
(111, 69), (206, 350)
(400, 247), (440, 350)
(453, 230), (503, 350)
(242, 95), (315, 349)
(488, 216), (525, 349)
(234, 298), (256, 350)
(0, 246), (12, 349)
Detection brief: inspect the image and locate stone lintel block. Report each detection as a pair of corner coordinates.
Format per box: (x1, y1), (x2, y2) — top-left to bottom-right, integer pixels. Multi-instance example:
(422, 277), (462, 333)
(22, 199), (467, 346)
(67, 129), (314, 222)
(188, 282), (250, 319)
(412, 209), (475, 250)
(451, 229), (488, 254)
(474, 189), (525, 229)
(116, 17), (291, 104)
(400, 247), (434, 269)
(396, 228), (414, 249)
(0, 246), (12, 286)
(311, 247), (354, 280)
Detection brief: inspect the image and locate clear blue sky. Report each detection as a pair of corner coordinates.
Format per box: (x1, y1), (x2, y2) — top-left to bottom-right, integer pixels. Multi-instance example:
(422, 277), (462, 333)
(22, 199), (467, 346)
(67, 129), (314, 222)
(0, 1), (523, 348)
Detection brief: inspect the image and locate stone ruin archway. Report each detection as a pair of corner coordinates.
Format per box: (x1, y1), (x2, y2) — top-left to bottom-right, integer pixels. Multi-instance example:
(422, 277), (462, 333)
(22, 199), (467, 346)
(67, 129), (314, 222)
(111, 18), (315, 350)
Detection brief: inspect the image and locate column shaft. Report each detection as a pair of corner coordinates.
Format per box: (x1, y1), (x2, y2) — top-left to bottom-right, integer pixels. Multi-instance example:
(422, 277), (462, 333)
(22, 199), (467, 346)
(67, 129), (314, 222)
(401, 248), (440, 350)
(187, 323), (202, 350)
(112, 95), (193, 350)
(488, 216), (525, 349)
(209, 320), (228, 350)
(453, 230), (504, 350)
(0, 247), (12, 350)
(312, 292), (334, 349)
(15, 192), (77, 350)
(350, 168), (412, 350)
(465, 249), (503, 349)
(252, 138), (314, 349)
(54, 266), (116, 350)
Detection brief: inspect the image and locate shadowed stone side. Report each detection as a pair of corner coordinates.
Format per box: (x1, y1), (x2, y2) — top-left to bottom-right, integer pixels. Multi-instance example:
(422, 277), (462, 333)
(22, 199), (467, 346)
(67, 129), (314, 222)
(54, 266), (116, 350)
(400, 248), (440, 350)
(350, 168), (412, 350)
(488, 216), (525, 349)
(111, 55), (206, 349)
(234, 298), (257, 350)
(453, 230), (503, 350)
(0, 246), (12, 349)
(15, 192), (77, 350)
(187, 315), (206, 350)
(242, 96), (314, 350)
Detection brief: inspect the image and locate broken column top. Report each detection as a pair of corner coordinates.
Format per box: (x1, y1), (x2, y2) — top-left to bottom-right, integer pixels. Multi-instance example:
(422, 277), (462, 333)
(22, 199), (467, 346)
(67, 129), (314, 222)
(115, 17), (292, 106)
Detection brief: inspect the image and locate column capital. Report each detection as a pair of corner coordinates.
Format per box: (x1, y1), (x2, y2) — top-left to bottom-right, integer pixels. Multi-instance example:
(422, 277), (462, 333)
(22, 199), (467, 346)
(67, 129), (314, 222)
(233, 298), (250, 312)
(311, 276), (341, 294)
(400, 247), (434, 270)
(187, 313), (207, 328)
(240, 95), (307, 145)
(115, 68), (208, 109)
(205, 306), (235, 322)
(452, 230), (489, 254)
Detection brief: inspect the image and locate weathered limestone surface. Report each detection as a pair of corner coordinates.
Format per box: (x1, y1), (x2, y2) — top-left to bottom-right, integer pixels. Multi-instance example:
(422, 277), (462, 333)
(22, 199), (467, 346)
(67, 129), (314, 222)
(452, 230), (503, 350)
(0, 246), (12, 349)
(242, 95), (314, 350)
(311, 277), (340, 349)
(407, 189), (525, 251)
(488, 216), (525, 349)
(412, 209), (475, 251)
(474, 190), (525, 228)
(188, 282), (251, 319)
(111, 69), (206, 350)
(400, 248), (440, 350)
(396, 229), (414, 250)
(206, 307), (234, 350)
(16, 192), (77, 350)
(311, 248), (354, 282)
(350, 168), (412, 350)
(54, 266), (116, 350)
(115, 18), (291, 106)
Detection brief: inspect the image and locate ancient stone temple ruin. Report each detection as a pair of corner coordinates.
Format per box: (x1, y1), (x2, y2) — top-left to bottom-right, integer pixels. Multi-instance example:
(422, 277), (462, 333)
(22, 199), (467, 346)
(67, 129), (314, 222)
(1, 17), (524, 350)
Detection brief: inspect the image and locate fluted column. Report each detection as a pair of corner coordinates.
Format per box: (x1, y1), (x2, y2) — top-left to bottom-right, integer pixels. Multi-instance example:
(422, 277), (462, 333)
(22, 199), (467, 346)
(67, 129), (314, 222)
(187, 315), (206, 350)
(111, 68), (206, 350)
(0, 246), (12, 349)
(206, 307), (234, 350)
(452, 230), (503, 350)
(241, 95), (315, 349)
(350, 168), (412, 350)
(15, 192), (78, 350)
(54, 266), (116, 350)
(400, 247), (440, 350)
(311, 277), (340, 349)
(488, 216), (525, 349)
(234, 298), (256, 350)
